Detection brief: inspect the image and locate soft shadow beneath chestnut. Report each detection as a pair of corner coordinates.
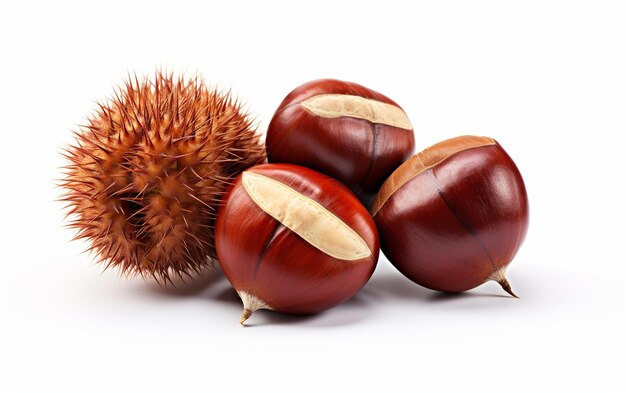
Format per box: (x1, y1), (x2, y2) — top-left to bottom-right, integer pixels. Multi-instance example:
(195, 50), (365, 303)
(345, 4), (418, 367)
(214, 287), (372, 328)
(214, 285), (241, 304)
(429, 291), (512, 302)
(364, 271), (514, 302)
(141, 267), (226, 298)
(243, 310), (319, 327)
(364, 272), (433, 301)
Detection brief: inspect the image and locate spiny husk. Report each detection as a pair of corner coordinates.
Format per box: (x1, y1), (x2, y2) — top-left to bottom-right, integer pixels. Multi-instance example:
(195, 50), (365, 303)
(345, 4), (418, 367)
(60, 72), (266, 282)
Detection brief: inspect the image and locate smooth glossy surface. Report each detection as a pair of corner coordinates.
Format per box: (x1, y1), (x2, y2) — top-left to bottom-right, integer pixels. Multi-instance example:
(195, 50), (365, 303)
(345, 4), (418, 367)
(373, 136), (528, 293)
(266, 79), (415, 208)
(216, 163), (379, 319)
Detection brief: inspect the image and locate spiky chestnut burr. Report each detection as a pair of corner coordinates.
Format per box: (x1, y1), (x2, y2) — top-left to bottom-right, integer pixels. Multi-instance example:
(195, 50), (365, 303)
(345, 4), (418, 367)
(60, 72), (266, 282)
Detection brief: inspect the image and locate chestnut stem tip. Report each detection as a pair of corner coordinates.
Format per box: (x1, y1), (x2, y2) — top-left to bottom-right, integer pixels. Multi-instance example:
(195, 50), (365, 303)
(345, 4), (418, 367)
(240, 308), (253, 326)
(498, 278), (519, 299)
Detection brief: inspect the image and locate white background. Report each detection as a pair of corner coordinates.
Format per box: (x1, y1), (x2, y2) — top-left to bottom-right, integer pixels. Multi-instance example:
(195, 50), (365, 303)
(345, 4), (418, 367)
(1, 1), (624, 392)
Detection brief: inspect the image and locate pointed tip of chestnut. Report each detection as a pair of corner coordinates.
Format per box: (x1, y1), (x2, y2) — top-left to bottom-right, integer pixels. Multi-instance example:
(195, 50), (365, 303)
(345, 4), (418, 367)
(498, 278), (519, 299)
(489, 267), (519, 298)
(237, 291), (271, 326)
(240, 308), (253, 326)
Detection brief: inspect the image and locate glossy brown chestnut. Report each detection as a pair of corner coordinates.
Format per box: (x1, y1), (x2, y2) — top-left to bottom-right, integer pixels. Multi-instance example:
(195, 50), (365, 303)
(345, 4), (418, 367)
(266, 79), (415, 208)
(216, 163), (379, 324)
(371, 136), (528, 296)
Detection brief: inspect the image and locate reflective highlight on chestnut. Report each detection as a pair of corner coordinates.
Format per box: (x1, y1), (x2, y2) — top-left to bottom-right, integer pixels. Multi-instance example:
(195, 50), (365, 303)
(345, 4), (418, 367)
(266, 79), (415, 208)
(372, 136), (528, 296)
(216, 164), (379, 325)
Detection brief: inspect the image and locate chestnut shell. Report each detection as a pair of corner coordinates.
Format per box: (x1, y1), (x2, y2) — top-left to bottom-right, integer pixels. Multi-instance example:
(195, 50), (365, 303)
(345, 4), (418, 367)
(266, 79), (415, 208)
(216, 163), (379, 315)
(372, 136), (529, 293)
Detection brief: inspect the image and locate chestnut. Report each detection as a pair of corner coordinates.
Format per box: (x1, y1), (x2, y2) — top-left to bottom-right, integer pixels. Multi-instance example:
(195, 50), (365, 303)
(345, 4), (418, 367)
(266, 79), (415, 208)
(216, 163), (379, 324)
(371, 136), (528, 296)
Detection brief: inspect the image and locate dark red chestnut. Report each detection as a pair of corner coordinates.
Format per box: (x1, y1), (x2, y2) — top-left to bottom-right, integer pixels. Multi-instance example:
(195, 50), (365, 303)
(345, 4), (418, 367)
(216, 163), (379, 324)
(371, 136), (528, 296)
(266, 79), (415, 208)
